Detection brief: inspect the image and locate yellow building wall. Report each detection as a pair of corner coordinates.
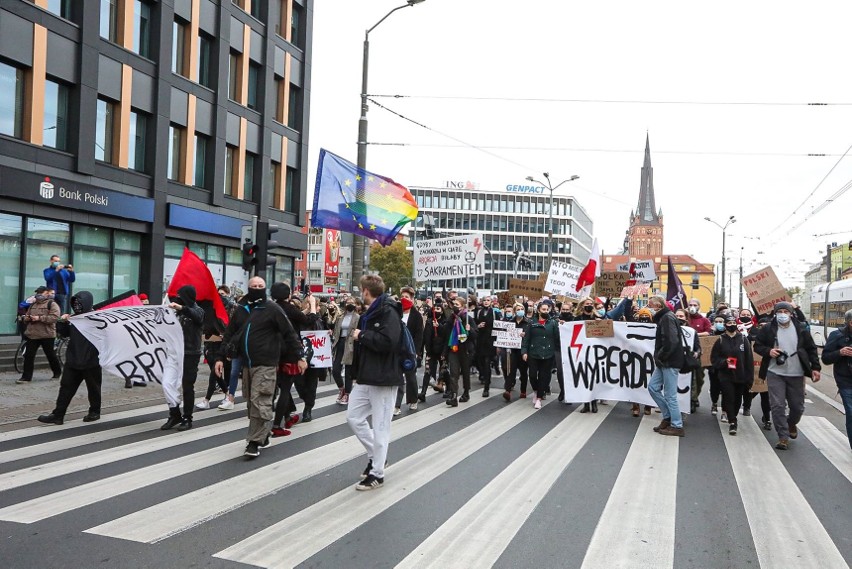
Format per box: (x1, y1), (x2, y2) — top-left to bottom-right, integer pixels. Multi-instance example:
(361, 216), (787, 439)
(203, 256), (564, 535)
(654, 270), (716, 311)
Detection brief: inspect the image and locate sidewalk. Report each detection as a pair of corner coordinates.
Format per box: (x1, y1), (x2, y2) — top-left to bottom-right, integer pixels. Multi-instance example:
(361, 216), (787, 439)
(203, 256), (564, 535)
(0, 363), (212, 429)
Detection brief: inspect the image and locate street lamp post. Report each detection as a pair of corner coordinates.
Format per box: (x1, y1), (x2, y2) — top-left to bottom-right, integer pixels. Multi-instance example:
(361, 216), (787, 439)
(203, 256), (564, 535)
(704, 215), (736, 304)
(526, 172), (579, 270)
(351, 0), (426, 286)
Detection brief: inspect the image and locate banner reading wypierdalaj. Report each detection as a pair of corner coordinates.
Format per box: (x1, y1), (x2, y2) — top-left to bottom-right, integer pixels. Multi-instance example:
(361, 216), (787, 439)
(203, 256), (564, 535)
(413, 233), (485, 281)
(70, 306), (184, 407)
(560, 320), (692, 409)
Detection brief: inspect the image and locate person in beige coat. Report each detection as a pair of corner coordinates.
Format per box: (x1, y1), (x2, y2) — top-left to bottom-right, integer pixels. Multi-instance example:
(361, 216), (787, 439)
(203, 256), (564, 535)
(18, 286), (63, 383)
(331, 298), (362, 404)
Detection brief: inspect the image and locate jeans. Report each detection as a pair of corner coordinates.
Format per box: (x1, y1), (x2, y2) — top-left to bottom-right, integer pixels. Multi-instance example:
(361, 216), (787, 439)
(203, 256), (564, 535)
(766, 371), (806, 440)
(347, 384), (396, 479)
(203, 342), (229, 400)
(227, 357), (243, 396)
(527, 356), (553, 399)
(648, 366), (682, 428)
(838, 386), (852, 450)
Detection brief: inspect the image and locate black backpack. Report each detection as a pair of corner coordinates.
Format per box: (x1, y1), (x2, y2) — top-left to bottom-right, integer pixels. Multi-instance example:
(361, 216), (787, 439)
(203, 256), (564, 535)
(400, 322), (417, 372)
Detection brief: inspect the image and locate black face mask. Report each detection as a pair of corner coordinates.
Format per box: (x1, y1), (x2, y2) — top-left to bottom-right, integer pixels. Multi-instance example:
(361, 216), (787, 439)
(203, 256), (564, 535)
(739, 316), (751, 323)
(246, 288), (266, 303)
(452, 306), (461, 314)
(725, 324), (738, 332)
(584, 305), (593, 312)
(346, 304), (356, 312)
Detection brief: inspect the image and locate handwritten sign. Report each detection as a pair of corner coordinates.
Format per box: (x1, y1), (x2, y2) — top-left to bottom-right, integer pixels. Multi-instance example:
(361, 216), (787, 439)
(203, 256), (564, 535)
(620, 283), (650, 297)
(414, 233), (486, 281)
(699, 335), (719, 367)
(301, 330), (332, 368)
(595, 271), (629, 299)
(509, 277), (545, 299)
(741, 266), (789, 315)
(631, 260), (657, 282)
(616, 263), (630, 273)
(544, 261), (584, 300)
(584, 319), (614, 338)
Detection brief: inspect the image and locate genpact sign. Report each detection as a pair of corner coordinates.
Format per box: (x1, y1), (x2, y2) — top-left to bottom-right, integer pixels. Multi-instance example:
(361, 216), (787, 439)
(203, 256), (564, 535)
(505, 184), (546, 194)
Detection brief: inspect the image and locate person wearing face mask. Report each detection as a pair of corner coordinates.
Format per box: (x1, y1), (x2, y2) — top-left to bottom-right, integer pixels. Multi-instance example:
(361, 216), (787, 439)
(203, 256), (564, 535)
(502, 303), (530, 401)
(441, 297), (477, 406)
(685, 299), (712, 414)
(395, 287), (424, 414)
(424, 299), (450, 394)
(331, 297), (361, 405)
(521, 299), (560, 410)
(162, 285), (205, 431)
(708, 316), (728, 420)
(738, 308), (770, 429)
(753, 301), (821, 451)
(17, 286), (62, 383)
(43, 254), (75, 315)
(710, 315), (754, 435)
(646, 295), (686, 436)
(215, 277), (307, 458)
(474, 296), (496, 398)
(37, 291), (101, 425)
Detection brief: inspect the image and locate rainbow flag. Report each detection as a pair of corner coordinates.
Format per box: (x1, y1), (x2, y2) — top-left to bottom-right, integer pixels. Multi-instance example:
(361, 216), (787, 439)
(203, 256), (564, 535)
(312, 149), (418, 246)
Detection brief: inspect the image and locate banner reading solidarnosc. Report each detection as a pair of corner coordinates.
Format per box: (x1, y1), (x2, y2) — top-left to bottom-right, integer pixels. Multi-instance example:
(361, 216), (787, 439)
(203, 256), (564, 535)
(560, 320), (692, 409)
(71, 306), (184, 407)
(413, 233), (485, 281)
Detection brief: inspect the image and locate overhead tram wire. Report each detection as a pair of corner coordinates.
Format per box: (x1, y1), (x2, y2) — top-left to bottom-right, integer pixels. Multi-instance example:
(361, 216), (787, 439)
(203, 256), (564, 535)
(369, 94), (852, 107)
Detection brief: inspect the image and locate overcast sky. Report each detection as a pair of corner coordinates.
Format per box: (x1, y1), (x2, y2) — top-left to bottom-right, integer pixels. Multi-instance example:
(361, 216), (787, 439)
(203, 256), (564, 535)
(307, 0), (852, 289)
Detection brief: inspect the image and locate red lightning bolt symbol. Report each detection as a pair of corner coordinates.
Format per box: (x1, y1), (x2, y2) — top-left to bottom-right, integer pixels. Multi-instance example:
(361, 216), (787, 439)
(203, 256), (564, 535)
(473, 237), (482, 255)
(569, 324), (584, 360)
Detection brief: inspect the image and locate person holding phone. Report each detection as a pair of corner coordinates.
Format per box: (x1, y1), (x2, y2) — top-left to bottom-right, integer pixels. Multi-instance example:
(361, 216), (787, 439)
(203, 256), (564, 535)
(710, 315), (754, 436)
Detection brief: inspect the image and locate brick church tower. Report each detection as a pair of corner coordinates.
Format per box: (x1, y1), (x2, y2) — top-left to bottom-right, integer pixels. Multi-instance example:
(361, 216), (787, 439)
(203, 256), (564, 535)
(623, 133), (664, 257)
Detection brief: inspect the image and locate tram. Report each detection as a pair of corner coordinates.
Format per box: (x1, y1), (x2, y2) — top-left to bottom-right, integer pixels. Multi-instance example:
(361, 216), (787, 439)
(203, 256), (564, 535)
(809, 279), (852, 346)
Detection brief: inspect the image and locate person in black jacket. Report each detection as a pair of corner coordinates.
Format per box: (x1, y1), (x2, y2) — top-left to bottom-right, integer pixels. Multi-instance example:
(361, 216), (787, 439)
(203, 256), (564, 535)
(215, 277), (306, 458)
(161, 285), (205, 431)
(753, 301), (821, 451)
(347, 275), (402, 490)
(821, 309), (852, 450)
(502, 304), (530, 401)
(647, 295), (686, 436)
(474, 296), (496, 397)
(37, 291), (101, 425)
(395, 287), (424, 413)
(710, 315), (754, 435)
(442, 296), (477, 406)
(423, 300), (450, 393)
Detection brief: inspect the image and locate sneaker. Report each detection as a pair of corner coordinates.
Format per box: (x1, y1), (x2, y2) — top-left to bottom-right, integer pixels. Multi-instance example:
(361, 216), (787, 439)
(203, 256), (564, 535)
(762, 417), (772, 430)
(356, 474), (384, 491)
(534, 398), (542, 410)
(260, 434), (271, 448)
(729, 423), (738, 436)
(742, 408), (751, 417)
(788, 421), (798, 439)
(244, 441), (260, 458)
(776, 438), (789, 451)
(340, 393), (349, 405)
(16, 378), (32, 384)
(335, 388), (345, 404)
(408, 402), (418, 411)
(519, 391), (527, 399)
(218, 398), (235, 411)
(659, 426), (685, 437)
(284, 414), (300, 429)
(195, 399), (210, 410)
(393, 407), (401, 416)
(359, 459), (389, 480)
(176, 419), (193, 431)
(720, 412), (728, 424)
(711, 404), (718, 416)
(271, 426), (291, 438)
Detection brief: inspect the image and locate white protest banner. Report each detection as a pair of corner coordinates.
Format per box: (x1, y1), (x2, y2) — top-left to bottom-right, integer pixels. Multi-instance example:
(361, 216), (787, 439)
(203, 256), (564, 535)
(70, 306), (184, 407)
(631, 260), (657, 282)
(494, 329), (523, 349)
(544, 261), (584, 300)
(301, 330), (332, 368)
(414, 233), (485, 281)
(560, 320), (692, 409)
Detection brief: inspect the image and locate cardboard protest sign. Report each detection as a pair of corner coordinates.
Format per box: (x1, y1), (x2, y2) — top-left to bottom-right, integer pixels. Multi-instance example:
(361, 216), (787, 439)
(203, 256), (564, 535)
(544, 261), (584, 300)
(631, 260), (657, 282)
(595, 272), (629, 299)
(509, 277), (545, 298)
(584, 319), (614, 338)
(750, 350), (766, 392)
(414, 233), (486, 282)
(301, 330), (332, 368)
(497, 291), (515, 307)
(698, 335), (719, 367)
(71, 306), (184, 406)
(741, 266), (790, 315)
(560, 321), (692, 408)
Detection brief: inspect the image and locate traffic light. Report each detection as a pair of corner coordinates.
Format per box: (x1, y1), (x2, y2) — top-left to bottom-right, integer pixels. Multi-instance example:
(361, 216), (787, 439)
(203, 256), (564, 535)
(241, 242), (258, 273)
(255, 221), (280, 278)
(691, 273), (699, 290)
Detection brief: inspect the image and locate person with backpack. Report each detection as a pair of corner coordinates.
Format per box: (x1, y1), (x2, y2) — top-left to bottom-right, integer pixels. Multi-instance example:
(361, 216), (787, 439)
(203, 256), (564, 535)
(346, 275), (402, 490)
(17, 286), (62, 383)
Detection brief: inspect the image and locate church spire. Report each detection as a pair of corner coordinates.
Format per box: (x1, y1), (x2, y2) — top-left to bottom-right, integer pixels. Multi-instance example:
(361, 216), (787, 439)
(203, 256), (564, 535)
(636, 132), (660, 225)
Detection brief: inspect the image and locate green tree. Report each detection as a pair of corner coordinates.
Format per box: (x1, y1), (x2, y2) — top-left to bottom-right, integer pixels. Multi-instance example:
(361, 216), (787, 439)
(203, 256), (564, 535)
(369, 239), (413, 295)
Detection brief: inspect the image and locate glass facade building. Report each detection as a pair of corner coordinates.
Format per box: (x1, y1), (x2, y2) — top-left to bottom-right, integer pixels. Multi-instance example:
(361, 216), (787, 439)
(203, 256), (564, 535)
(410, 184), (594, 292)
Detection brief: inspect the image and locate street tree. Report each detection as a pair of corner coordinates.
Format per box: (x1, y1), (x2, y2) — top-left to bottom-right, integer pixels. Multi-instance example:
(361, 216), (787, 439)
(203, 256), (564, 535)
(369, 239), (412, 294)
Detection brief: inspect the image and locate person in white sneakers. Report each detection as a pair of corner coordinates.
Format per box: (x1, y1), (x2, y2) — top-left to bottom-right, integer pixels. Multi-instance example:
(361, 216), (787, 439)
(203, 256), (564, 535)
(521, 299), (559, 410)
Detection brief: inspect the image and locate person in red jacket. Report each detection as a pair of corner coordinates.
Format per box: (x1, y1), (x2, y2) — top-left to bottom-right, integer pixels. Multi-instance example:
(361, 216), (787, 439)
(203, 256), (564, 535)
(686, 298), (712, 413)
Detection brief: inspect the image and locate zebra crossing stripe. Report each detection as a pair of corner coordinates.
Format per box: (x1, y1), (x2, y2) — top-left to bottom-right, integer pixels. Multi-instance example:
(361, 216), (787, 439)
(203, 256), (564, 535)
(396, 404), (613, 568)
(0, 388), (339, 491)
(720, 415), (848, 567)
(798, 416), (852, 484)
(213, 399), (555, 569)
(84, 393), (493, 542)
(581, 415), (680, 568)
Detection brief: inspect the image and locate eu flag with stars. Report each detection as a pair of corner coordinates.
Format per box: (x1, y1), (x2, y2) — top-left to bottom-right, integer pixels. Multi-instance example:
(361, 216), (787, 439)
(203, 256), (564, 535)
(311, 149), (418, 246)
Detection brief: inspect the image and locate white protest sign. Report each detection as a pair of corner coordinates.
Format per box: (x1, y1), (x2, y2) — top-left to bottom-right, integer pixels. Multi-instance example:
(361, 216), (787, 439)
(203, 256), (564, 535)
(494, 329), (523, 349)
(560, 320), (692, 409)
(71, 306), (184, 407)
(301, 330), (332, 368)
(414, 233), (486, 281)
(631, 260), (657, 282)
(544, 261), (584, 300)
(616, 263), (630, 273)
(491, 319), (513, 335)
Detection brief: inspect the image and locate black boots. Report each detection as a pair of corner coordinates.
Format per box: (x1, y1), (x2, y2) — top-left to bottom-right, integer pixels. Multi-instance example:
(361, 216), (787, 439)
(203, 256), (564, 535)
(176, 418), (193, 431)
(302, 409), (313, 422)
(580, 401), (599, 414)
(160, 408), (182, 430)
(82, 413), (100, 422)
(38, 413), (64, 425)
(459, 390), (470, 403)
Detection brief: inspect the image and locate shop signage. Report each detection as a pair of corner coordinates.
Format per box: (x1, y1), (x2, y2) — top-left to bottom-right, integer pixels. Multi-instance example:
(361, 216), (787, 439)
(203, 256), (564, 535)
(0, 168), (155, 222)
(505, 184), (546, 194)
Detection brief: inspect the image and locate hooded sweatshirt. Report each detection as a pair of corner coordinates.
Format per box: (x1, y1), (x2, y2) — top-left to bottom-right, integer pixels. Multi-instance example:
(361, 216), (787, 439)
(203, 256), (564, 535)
(174, 285), (204, 355)
(65, 291), (100, 369)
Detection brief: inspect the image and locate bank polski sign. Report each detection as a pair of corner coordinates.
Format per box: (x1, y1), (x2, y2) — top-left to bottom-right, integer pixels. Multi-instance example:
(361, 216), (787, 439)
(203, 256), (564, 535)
(414, 233), (486, 281)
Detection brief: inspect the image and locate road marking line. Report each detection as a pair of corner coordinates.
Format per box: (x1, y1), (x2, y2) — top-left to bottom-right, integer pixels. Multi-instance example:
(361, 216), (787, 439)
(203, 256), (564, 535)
(806, 384), (845, 415)
(720, 415), (848, 568)
(212, 399), (554, 569)
(581, 415), (680, 569)
(798, 416), (852, 484)
(396, 405), (612, 568)
(84, 395), (492, 542)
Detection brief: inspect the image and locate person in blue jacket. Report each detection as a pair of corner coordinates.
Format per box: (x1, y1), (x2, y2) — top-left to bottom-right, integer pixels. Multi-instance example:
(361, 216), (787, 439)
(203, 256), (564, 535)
(43, 254), (75, 314)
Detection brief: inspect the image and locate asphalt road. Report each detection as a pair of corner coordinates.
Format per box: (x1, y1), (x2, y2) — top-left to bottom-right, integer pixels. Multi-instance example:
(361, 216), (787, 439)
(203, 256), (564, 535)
(0, 369), (849, 569)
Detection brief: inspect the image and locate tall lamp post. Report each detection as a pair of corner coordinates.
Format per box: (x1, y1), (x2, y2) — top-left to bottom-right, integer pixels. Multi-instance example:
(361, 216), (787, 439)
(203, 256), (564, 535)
(704, 215), (736, 304)
(351, 0), (427, 286)
(526, 172), (579, 270)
